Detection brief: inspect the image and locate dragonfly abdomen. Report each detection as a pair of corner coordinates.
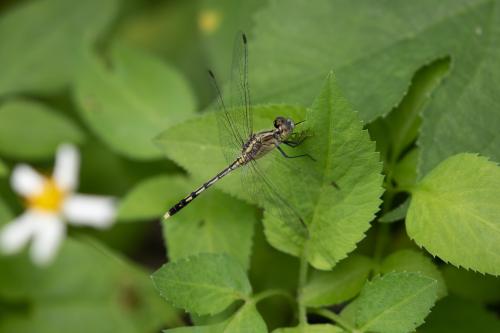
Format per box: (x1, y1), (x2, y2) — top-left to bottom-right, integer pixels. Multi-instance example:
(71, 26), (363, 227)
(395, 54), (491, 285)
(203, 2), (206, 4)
(164, 160), (242, 219)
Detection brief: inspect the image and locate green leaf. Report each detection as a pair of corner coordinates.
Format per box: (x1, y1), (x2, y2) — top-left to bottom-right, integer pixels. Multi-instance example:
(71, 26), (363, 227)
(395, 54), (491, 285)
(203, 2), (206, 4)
(74, 43), (196, 160)
(302, 255), (374, 307)
(442, 265), (500, 303)
(378, 200), (409, 224)
(354, 272), (438, 333)
(419, 296), (500, 333)
(0, 159), (7, 177)
(0, 238), (180, 333)
(406, 153), (500, 275)
(166, 303), (267, 333)
(380, 249), (446, 299)
(0, 0), (117, 96)
(273, 324), (344, 333)
(164, 188), (256, 270)
(0, 99), (85, 160)
(152, 253), (252, 316)
(118, 175), (186, 221)
(157, 73), (383, 270)
(263, 73), (383, 269)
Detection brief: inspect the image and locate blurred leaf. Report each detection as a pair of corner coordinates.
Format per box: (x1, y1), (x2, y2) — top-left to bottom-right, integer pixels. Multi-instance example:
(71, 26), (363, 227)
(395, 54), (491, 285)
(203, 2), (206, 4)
(166, 303), (267, 333)
(74, 43), (196, 160)
(0, 159), (7, 177)
(354, 272), (438, 333)
(380, 249), (446, 299)
(302, 255), (373, 307)
(419, 296), (500, 333)
(391, 149), (418, 190)
(0, 0), (117, 96)
(407, 153), (500, 275)
(379, 200), (409, 224)
(442, 265), (500, 303)
(0, 198), (13, 225)
(273, 324), (343, 333)
(0, 99), (85, 160)
(118, 175), (182, 221)
(164, 186), (256, 270)
(199, 0), (268, 83)
(152, 253), (251, 316)
(0, 237), (181, 333)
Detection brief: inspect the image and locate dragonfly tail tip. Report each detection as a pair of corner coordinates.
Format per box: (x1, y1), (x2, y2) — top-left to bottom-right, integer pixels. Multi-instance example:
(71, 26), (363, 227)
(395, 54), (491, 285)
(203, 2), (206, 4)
(163, 212), (171, 220)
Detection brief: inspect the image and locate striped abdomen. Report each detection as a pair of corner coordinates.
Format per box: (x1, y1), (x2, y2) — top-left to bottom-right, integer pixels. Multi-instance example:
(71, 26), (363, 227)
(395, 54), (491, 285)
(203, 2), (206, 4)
(164, 159), (242, 219)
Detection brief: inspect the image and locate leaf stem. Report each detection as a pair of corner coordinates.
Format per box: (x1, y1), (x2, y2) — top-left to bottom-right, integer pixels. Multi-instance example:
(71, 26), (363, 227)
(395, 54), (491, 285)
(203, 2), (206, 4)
(312, 308), (360, 333)
(251, 289), (295, 305)
(297, 245), (309, 326)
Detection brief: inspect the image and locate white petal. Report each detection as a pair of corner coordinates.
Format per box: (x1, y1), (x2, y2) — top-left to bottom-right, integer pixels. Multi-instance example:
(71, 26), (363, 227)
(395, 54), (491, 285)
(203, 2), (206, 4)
(0, 212), (38, 255)
(53, 144), (80, 192)
(11, 164), (44, 197)
(63, 194), (116, 228)
(30, 212), (65, 266)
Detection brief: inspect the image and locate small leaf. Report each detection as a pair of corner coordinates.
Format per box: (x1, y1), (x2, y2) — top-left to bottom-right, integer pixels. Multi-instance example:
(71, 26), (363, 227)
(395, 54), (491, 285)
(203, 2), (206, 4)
(379, 200), (409, 224)
(0, 99), (85, 160)
(74, 43), (196, 160)
(355, 272), (438, 333)
(406, 153), (500, 275)
(302, 255), (373, 307)
(164, 187), (256, 270)
(0, 0), (117, 96)
(380, 249), (446, 298)
(273, 324), (344, 333)
(419, 296), (500, 333)
(442, 265), (500, 303)
(166, 303), (267, 333)
(152, 253), (252, 315)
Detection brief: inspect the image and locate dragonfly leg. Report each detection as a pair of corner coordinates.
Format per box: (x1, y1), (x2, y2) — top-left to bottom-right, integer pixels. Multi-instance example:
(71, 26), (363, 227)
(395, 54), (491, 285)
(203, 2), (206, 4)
(276, 145), (316, 161)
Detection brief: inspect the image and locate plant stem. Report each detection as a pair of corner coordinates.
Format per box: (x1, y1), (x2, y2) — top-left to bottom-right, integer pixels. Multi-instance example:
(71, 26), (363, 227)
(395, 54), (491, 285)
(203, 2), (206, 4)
(312, 308), (360, 333)
(297, 245), (309, 326)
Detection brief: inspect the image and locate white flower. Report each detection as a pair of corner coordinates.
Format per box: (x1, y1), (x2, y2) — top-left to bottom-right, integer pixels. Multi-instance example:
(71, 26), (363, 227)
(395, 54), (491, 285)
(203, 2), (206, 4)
(0, 144), (116, 266)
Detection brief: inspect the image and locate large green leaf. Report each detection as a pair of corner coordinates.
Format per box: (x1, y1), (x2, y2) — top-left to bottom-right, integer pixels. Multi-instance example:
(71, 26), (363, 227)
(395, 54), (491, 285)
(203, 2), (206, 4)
(250, 0), (500, 174)
(0, 238), (180, 333)
(74, 43), (196, 160)
(156, 74), (383, 269)
(0, 0), (117, 96)
(262, 73), (383, 269)
(354, 272), (438, 333)
(406, 153), (500, 275)
(380, 249), (446, 299)
(0, 99), (85, 160)
(302, 255), (373, 307)
(152, 253), (251, 316)
(419, 296), (500, 333)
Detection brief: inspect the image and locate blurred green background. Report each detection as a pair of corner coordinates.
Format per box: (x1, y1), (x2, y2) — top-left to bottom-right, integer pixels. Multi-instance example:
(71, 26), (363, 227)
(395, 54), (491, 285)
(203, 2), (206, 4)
(0, 0), (499, 332)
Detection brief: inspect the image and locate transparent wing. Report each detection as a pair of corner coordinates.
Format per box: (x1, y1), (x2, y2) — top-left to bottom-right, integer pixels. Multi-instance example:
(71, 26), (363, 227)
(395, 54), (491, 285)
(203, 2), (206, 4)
(241, 159), (308, 236)
(229, 32), (253, 140)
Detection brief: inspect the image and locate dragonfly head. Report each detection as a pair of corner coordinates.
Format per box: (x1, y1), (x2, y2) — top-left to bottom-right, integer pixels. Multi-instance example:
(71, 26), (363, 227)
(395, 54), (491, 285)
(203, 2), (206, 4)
(274, 116), (295, 138)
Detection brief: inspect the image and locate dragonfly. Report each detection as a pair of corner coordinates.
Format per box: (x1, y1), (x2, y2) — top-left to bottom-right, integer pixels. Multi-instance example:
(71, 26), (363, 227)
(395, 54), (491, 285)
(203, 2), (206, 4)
(164, 33), (314, 232)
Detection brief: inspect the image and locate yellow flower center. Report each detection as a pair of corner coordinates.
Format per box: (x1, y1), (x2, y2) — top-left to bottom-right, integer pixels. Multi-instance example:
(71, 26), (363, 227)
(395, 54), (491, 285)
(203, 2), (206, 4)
(27, 178), (66, 212)
(198, 9), (221, 34)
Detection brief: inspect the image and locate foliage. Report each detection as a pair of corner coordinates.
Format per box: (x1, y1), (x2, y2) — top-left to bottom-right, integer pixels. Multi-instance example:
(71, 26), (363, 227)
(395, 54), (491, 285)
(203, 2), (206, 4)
(0, 0), (499, 332)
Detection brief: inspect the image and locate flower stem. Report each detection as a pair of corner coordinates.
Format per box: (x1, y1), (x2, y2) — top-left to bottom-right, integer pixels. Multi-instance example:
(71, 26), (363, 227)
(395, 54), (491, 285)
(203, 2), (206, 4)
(297, 245), (309, 326)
